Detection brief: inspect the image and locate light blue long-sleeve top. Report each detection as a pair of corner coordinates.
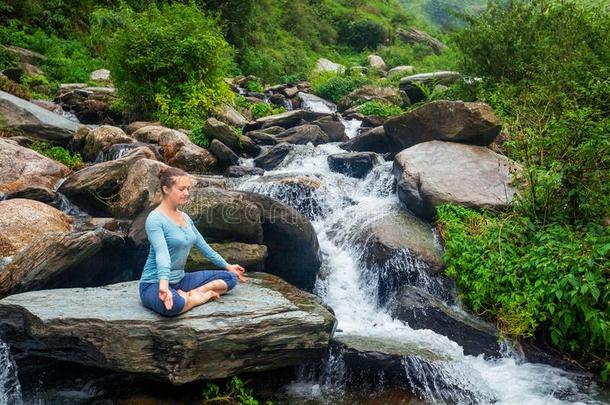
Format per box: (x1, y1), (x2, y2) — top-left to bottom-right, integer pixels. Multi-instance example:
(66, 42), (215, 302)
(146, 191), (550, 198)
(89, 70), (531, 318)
(140, 209), (229, 284)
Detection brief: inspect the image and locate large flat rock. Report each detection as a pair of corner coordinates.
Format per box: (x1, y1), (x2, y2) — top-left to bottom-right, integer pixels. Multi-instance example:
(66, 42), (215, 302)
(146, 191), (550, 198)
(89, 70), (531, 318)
(392, 141), (520, 219)
(0, 273), (336, 384)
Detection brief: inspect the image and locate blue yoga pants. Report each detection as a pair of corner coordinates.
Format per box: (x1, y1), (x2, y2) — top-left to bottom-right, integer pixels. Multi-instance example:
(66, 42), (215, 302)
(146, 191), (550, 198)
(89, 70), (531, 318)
(139, 270), (237, 317)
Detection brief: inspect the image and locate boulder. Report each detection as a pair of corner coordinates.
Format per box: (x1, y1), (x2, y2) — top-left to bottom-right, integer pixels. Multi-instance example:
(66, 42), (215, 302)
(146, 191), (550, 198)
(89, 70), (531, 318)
(89, 69), (111, 82)
(384, 101), (501, 150)
(0, 138), (69, 195)
(397, 28), (446, 55)
(0, 199), (72, 258)
(203, 118), (260, 157)
(224, 166), (265, 177)
(0, 273), (336, 384)
(393, 141), (520, 219)
(340, 126), (399, 155)
(58, 147), (157, 216)
(131, 125), (180, 144)
(338, 86), (405, 111)
(125, 121), (162, 135)
(212, 104), (247, 128)
(389, 286), (501, 358)
(0, 228), (133, 298)
(399, 71), (462, 104)
(96, 142), (161, 163)
(247, 109), (329, 131)
(73, 98), (118, 125)
(327, 152), (379, 178)
(254, 142), (293, 170)
(0, 90), (80, 143)
(3, 63), (44, 82)
(312, 114), (347, 142)
(387, 65), (415, 77)
(314, 58), (345, 74)
(1, 45), (46, 65)
(281, 86), (299, 98)
(275, 124), (330, 146)
(208, 139), (239, 166)
(186, 242), (267, 272)
(331, 335), (489, 403)
(362, 115), (388, 128)
(82, 125), (135, 161)
(244, 130), (279, 146)
(256, 126), (284, 135)
(367, 55), (387, 71)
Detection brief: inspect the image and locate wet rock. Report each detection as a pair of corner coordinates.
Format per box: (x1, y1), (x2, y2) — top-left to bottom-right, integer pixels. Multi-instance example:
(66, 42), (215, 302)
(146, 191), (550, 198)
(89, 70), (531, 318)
(224, 165), (265, 177)
(247, 110), (330, 131)
(389, 286), (502, 358)
(312, 114), (347, 142)
(186, 242), (267, 272)
(393, 141), (520, 219)
(328, 152), (379, 178)
(0, 199), (72, 258)
(254, 142), (293, 170)
(208, 139), (239, 166)
(340, 126), (399, 155)
(384, 101), (502, 150)
(253, 173), (324, 220)
(0, 90), (80, 143)
(275, 124), (330, 146)
(245, 130), (279, 145)
(298, 92), (337, 113)
(82, 125), (135, 161)
(0, 273), (336, 384)
(203, 118), (260, 157)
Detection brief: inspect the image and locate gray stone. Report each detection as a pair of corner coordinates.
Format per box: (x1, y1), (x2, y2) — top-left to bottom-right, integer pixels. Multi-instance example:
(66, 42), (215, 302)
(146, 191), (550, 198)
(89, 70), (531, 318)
(83, 125), (135, 161)
(208, 139), (239, 166)
(298, 92), (337, 113)
(203, 118), (260, 157)
(89, 69), (111, 82)
(312, 114), (347, 142)
(254, 142), (293, 170)
(0, 273), (336, 384)
(392, 141), (520, 219)
(338, 86), (405, 111)
(387, 65), (415, 77)
(340, 126), (398, 155)
(314, 58), (345, 73)
(244, 130), (279, 146)
(367, 55), (387, 71)
(275, 124), (330, 146)
(212, 104), (247, 128)
(224, 165), (265, 177)
(0, 90), (80, 143)
(384, 101), (502, 150)
(327, 152), (379, 178)
(186, 242), (267, 272)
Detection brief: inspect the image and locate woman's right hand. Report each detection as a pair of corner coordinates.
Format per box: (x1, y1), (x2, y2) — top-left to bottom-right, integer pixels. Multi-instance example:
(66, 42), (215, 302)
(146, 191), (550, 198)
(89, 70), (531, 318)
(159, 279), (173, 310)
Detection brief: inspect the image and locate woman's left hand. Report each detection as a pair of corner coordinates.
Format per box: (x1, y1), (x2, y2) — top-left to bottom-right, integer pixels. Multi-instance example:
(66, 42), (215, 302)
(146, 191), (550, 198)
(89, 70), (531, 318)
(226, 264), (246, 282)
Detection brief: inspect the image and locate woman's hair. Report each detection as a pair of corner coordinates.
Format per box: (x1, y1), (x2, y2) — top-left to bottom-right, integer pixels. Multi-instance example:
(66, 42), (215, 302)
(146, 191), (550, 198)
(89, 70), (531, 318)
(158, 166), (188, 195)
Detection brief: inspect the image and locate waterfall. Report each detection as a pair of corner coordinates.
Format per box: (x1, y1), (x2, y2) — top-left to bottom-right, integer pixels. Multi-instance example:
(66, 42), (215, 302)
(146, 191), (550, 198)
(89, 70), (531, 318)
(0, 340), (23, 405)
(230, 122), (605, 403)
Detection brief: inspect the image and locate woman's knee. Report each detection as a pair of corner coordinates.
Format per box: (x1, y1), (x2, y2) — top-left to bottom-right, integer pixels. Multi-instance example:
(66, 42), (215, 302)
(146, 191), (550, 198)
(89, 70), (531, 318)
(139, 284), (185, 317)
(224, 272), (238, 291)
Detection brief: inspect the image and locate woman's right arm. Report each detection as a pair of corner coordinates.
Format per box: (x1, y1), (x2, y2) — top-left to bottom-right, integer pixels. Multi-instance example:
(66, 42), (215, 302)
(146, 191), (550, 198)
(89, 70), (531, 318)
(145, 216), (172, 282)
(145, 216), (174, 309)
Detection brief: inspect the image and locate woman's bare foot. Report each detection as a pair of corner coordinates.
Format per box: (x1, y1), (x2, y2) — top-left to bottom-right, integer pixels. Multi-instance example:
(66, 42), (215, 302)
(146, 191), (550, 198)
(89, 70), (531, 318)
(179, 290), (220, 313)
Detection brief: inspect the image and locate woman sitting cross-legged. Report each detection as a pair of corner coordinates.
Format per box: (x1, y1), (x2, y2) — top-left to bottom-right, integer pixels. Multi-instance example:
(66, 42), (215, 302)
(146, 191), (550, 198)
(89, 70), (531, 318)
(139, 166), (246, 316)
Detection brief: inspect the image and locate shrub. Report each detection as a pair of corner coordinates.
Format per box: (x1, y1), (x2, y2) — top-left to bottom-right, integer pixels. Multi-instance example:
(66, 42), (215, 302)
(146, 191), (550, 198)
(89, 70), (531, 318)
(244, 79), (264, 93)
(309, 72), (370, 103)
(106, 3), (235, 128)
(250, 102), (286, 119)
(341, 19), (386, 52)
(437, 204), (610, 379)
(358, 101), (403, 117)
(30, 140), (82, 169)
(202, 376), (265, 405)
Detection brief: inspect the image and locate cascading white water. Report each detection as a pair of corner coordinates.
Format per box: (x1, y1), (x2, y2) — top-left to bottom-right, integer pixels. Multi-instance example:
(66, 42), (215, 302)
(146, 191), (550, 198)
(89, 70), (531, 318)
(232, 116), (606, 404)
(0, 339), (23, 405)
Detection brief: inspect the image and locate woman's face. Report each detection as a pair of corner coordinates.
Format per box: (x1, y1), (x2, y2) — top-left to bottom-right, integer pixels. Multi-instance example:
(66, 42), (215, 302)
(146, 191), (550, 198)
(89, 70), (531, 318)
(163, 175), (191, 206)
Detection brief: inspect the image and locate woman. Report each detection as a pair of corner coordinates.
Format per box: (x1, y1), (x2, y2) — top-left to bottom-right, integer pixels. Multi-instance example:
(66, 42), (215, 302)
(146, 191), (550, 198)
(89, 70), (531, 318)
(139, 167), (246, 316)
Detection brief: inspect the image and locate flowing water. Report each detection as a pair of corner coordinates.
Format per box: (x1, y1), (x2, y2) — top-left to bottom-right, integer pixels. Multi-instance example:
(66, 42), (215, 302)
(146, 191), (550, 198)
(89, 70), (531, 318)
(228, 100), (608, 404)
(0, 341), (22, 405)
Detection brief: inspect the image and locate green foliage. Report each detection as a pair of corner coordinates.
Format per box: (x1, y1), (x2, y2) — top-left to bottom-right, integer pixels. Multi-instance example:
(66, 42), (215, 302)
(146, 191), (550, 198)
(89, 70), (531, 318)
(201, 376), (268, 405)
(0, 46), (18, 71)
(29, 140), (83, 168)
(358, 101), (403, 117)
(437, 204), (610, 377)
(244, 79), (264, 93)
(0, 20), (102, 83)
(0, 74), (32, 100)
(340, 19), (386, 52)
(106, 3), (235, 128)
(250, 103), (286, 119)
(190, 125), (211, 149)
(309, 72), (370, 103)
